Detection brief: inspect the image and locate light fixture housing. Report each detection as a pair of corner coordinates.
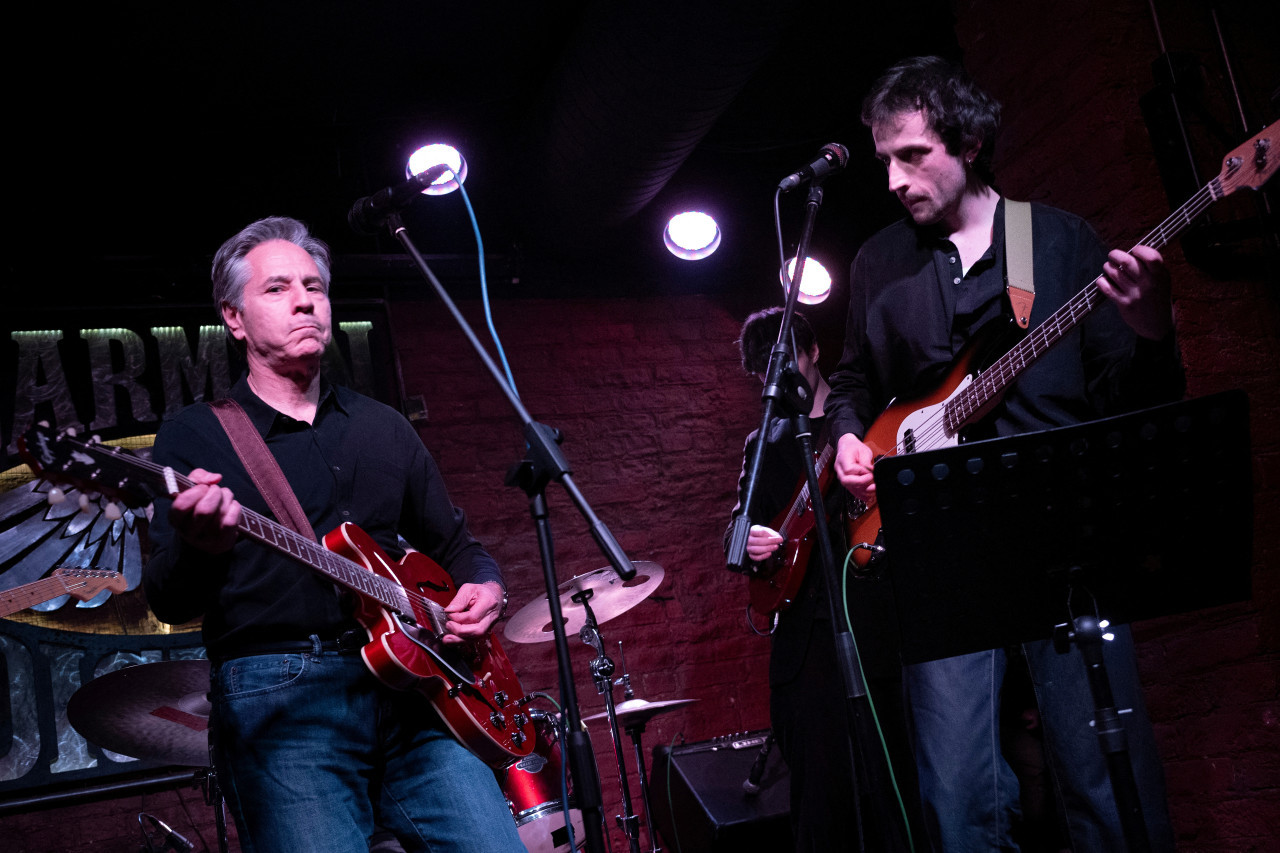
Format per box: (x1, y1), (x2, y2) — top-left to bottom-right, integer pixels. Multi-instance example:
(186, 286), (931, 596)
(406, 144), (468, 195)
(663, 211), (721, 260)
(782, 256), (832, 304)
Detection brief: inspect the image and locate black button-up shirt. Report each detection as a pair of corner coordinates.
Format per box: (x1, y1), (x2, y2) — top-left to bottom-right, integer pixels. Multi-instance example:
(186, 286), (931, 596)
(827, 200), (1183, 445)
(144, 376), (503, 660)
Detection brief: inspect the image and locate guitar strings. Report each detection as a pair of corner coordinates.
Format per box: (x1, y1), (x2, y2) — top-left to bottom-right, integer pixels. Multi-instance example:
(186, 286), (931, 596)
(89, 447), (454, 629)
(874, 179), (1221, 462)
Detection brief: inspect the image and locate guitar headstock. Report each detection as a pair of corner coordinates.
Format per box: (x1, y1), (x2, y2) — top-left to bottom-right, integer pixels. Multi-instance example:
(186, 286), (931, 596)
(52, 566), (129, 600)
(1219, 124), (1278, 196)
(17, 423), (164, 512)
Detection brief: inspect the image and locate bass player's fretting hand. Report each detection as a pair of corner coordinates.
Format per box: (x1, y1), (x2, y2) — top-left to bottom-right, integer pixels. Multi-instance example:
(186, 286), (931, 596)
(835, 433), (876, 502)
(1099, 245), (1174, 341)
(747, 525), (784, 562)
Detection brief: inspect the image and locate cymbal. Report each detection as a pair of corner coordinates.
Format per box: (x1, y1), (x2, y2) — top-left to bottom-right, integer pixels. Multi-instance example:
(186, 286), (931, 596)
(503, 562), (664, 644)
(582, 698), (697, 728)
(68, 660), (211, 767)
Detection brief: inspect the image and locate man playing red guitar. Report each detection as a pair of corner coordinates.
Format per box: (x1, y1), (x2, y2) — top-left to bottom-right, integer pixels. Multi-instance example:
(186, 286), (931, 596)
(143, 217), (524, 853)
(826, 57), (1181, 851)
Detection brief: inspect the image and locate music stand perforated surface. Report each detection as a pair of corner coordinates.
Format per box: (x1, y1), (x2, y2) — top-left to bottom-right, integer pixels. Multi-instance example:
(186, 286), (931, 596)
(874, 390), (1252, 665)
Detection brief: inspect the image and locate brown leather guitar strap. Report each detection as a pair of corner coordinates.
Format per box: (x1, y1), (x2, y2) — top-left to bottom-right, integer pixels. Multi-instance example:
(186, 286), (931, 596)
(1004, 199), (1035, 329)
(208, 399), (317, 542)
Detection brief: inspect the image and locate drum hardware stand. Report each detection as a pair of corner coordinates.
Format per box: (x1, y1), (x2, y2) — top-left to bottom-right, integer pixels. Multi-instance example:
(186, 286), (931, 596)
(613, 642), (663, 853)
(578, 589), (644, 853)
(197, 752), (231, 853)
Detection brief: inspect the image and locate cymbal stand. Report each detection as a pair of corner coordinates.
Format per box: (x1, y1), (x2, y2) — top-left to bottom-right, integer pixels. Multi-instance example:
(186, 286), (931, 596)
(200, 745), (230, 853)
(578, 589), (643, 853)
(614, 642), (662, 853)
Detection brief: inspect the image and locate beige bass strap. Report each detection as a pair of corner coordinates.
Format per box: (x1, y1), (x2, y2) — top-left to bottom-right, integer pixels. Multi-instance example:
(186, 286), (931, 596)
(1004, 199), (1035, 329)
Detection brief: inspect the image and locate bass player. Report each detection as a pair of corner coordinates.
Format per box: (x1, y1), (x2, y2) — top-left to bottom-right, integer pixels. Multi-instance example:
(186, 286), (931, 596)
(826, 56), (1181, 851)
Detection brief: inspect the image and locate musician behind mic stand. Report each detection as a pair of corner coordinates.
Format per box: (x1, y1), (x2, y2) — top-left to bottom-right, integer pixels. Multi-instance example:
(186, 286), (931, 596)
(142, 216), (524, 853)
(724, 307), (917, 851)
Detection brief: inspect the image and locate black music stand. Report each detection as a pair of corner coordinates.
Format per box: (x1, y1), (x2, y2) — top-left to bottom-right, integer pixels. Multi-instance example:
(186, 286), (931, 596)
(873, 390), (1252, 852)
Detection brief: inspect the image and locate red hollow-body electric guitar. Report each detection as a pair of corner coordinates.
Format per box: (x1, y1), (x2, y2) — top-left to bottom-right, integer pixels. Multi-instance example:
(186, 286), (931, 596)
(846, 124), (1278, 569)
(18, 424), (535, 767)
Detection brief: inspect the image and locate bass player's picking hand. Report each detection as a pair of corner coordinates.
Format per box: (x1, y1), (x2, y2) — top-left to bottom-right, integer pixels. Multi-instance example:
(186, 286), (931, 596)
(835, 433), (876, 502)
(747, 525), (784, 562)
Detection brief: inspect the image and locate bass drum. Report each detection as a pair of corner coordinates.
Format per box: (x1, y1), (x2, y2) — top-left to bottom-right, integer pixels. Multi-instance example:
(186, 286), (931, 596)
(496, 715), (585, 853)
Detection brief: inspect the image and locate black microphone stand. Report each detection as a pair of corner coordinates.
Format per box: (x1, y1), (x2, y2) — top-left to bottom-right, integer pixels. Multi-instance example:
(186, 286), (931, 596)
(726, 181), (910, 851)
(381, 210), (634, 853)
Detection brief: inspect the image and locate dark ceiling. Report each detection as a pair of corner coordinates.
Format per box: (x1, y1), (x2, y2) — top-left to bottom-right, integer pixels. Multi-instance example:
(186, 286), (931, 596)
(11, 1), (961, 306)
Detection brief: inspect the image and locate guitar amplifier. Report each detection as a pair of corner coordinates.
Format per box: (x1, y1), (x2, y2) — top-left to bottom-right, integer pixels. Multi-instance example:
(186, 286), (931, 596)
(648, 730), (792, 853)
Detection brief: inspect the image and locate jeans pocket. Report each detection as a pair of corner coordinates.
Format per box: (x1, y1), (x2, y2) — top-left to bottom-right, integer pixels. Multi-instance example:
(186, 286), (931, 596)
(217, 654), (308, 700)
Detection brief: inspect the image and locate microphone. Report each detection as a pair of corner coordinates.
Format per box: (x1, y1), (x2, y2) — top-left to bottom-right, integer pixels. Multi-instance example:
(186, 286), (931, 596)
(143, 814), (196, 852)
(742, 732), (775, 795)
(778, 143), (849, 191)
(348, 163), (452, 235)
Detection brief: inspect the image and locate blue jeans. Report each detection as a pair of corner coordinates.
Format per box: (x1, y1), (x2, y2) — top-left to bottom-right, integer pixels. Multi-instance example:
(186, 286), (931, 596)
(210, 639), (524, 853)
(904, 627), (1174, 852)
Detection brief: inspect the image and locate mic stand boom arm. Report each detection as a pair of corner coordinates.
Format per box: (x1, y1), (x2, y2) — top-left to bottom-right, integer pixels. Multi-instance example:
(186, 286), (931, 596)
(384, 211), (632, 853)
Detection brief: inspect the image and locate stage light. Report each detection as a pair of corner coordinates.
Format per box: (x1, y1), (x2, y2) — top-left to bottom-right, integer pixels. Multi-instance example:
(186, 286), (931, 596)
(406, 144), (467, 195)
(782, 256), (832, 304)
(663, 211), (721, 260)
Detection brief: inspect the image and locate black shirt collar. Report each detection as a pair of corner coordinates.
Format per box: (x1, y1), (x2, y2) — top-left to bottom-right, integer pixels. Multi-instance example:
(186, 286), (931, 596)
(228, 374), (345, 435)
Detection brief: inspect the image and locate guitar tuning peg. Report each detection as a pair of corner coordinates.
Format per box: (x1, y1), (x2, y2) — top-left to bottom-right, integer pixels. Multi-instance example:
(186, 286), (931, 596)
(65, 426), (78, 436)
(103, 502), (123, 521)
(48, 486), (67, 505)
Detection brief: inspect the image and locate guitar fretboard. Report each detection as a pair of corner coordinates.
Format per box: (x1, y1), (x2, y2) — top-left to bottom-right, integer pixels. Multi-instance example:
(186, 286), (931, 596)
(942, 176), (1224, 434)
(158, 468), (448, 636)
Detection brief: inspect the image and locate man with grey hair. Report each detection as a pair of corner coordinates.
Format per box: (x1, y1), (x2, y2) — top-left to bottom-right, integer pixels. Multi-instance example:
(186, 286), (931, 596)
(144, 216), (523, 853)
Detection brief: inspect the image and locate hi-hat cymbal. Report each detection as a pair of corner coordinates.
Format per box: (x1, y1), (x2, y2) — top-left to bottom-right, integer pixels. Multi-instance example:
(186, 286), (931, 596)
(582, 697), (697, 728)
(503, 562), (664, 644)
(68, 660), (211, 767)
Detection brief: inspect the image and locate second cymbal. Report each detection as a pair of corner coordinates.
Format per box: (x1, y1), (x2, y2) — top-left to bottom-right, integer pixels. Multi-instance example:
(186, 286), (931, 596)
(504, 562), (664, 644)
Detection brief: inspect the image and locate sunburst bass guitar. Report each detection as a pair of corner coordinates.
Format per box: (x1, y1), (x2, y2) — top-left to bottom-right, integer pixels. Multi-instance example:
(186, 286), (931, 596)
(847, 123), (1278, 569)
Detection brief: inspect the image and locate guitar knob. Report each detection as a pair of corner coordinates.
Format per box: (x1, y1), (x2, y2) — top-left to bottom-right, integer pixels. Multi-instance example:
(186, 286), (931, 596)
(489, 711), (507, 730)
(511, 730), (526, 747)
(493, 691), (508, 707)
(512, 713), (528, 729)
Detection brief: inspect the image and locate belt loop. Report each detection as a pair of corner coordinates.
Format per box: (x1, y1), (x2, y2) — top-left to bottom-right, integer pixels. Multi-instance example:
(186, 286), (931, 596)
(308, 634), (324, 655)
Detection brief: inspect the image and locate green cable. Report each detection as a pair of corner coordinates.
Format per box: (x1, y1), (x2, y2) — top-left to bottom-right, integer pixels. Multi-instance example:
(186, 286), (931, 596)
(841, 546), (916, 853)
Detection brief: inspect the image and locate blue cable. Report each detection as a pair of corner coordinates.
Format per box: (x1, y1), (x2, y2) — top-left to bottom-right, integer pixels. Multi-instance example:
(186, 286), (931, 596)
(453, 178), (521, 399)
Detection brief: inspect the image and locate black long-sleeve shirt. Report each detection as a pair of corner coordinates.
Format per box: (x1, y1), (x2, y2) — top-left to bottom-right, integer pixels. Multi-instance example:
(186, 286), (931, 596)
(826, 200), (1184, 445)
(143, 377), (503, 660)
